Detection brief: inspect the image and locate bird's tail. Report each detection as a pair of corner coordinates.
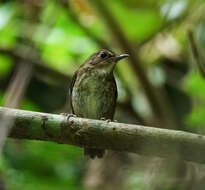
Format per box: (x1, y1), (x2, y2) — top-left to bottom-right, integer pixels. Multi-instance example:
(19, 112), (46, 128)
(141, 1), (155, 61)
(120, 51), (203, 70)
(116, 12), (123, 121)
(84, 148), (105, 159)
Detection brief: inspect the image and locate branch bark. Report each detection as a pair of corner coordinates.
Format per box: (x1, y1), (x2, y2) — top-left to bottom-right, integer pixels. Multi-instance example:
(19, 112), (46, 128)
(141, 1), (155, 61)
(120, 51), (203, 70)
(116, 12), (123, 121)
(1, 106), (205, 164)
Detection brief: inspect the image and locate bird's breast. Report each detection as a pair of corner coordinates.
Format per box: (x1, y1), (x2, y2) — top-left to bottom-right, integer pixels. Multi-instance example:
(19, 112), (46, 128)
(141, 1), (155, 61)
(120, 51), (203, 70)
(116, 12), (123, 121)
(71, 71), (116, 119)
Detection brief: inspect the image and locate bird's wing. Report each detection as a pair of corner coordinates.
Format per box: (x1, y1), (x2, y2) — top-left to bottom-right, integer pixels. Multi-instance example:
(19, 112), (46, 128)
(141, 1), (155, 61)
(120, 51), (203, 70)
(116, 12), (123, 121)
(108, 75), (118, 120)
(70, 71), (78, 114)
(112, 75), (118, 101)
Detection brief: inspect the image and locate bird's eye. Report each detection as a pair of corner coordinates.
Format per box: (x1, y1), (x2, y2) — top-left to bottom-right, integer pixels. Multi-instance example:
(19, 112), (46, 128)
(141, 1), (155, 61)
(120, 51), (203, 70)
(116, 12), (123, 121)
(99, 52), (107, 58)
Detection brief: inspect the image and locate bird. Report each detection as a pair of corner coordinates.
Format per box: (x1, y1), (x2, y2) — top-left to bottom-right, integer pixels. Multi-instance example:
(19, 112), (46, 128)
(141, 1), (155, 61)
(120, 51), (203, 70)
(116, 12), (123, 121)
(70, 49), (129, 158)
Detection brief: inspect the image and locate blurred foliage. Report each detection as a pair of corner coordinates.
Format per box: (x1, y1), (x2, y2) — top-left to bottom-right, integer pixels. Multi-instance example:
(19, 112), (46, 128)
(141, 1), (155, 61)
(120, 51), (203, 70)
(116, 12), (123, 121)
(0, 55), (13, 78)
(2, 140), (83, 190)
(0, 0), (205, 189)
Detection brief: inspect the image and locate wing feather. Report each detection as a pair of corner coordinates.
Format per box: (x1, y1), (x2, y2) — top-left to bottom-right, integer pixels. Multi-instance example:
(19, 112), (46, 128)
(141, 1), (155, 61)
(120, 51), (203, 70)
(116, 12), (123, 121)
(70, 71), (78, 114)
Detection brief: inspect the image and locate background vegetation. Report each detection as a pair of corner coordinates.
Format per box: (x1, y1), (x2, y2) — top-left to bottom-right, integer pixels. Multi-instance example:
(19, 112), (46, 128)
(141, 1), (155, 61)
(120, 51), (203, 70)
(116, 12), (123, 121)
(1, 0), (205, 189)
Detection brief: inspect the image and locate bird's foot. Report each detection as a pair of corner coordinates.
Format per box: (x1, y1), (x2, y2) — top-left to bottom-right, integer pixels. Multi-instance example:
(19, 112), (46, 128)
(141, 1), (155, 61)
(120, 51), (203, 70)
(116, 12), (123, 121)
(60, 113), (76, 120)
(100, 117), (112, 123)
(60, 113), (76, 116)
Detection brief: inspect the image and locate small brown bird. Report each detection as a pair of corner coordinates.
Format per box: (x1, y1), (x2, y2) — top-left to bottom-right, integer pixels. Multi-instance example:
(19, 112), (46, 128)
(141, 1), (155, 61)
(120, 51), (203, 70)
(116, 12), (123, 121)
(70, 49), (129, 158)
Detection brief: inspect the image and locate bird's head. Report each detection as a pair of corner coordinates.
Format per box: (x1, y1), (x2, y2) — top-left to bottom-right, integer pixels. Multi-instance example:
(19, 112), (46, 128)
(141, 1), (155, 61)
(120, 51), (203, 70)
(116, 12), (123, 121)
(84, 49), (129, 73)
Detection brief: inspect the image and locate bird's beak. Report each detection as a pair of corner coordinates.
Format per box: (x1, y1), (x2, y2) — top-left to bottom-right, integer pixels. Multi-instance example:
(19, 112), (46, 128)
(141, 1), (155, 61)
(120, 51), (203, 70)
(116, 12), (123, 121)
(114, 54), (129, 62)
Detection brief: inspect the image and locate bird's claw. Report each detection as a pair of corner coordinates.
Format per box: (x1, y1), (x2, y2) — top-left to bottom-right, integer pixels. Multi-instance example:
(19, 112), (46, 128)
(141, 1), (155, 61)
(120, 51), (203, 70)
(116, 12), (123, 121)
(60, 113), (76, 121)
(100, 117), (112, 123)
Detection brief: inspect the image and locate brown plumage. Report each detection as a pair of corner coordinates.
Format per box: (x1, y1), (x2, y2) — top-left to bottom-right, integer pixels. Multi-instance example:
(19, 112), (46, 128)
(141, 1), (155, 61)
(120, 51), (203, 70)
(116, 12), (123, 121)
(70, 49), (128, 158)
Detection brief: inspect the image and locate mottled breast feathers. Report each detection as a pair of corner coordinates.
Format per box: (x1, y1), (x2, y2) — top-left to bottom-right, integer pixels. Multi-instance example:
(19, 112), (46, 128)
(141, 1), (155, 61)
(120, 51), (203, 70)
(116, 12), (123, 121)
(70, 66), (117, 120)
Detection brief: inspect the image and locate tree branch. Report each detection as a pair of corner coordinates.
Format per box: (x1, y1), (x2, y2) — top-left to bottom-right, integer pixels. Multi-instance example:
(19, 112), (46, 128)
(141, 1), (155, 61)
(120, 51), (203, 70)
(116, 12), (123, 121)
(187, 30), (205, 78)
(1, 106), (205, 164)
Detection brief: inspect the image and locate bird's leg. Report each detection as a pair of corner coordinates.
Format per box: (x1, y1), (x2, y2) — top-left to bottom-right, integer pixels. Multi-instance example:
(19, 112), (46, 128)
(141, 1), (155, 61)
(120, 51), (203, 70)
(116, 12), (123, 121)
(60, 113), (77, 121)
(60, 113), (76, 116)
(100, 117), (112, 123)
